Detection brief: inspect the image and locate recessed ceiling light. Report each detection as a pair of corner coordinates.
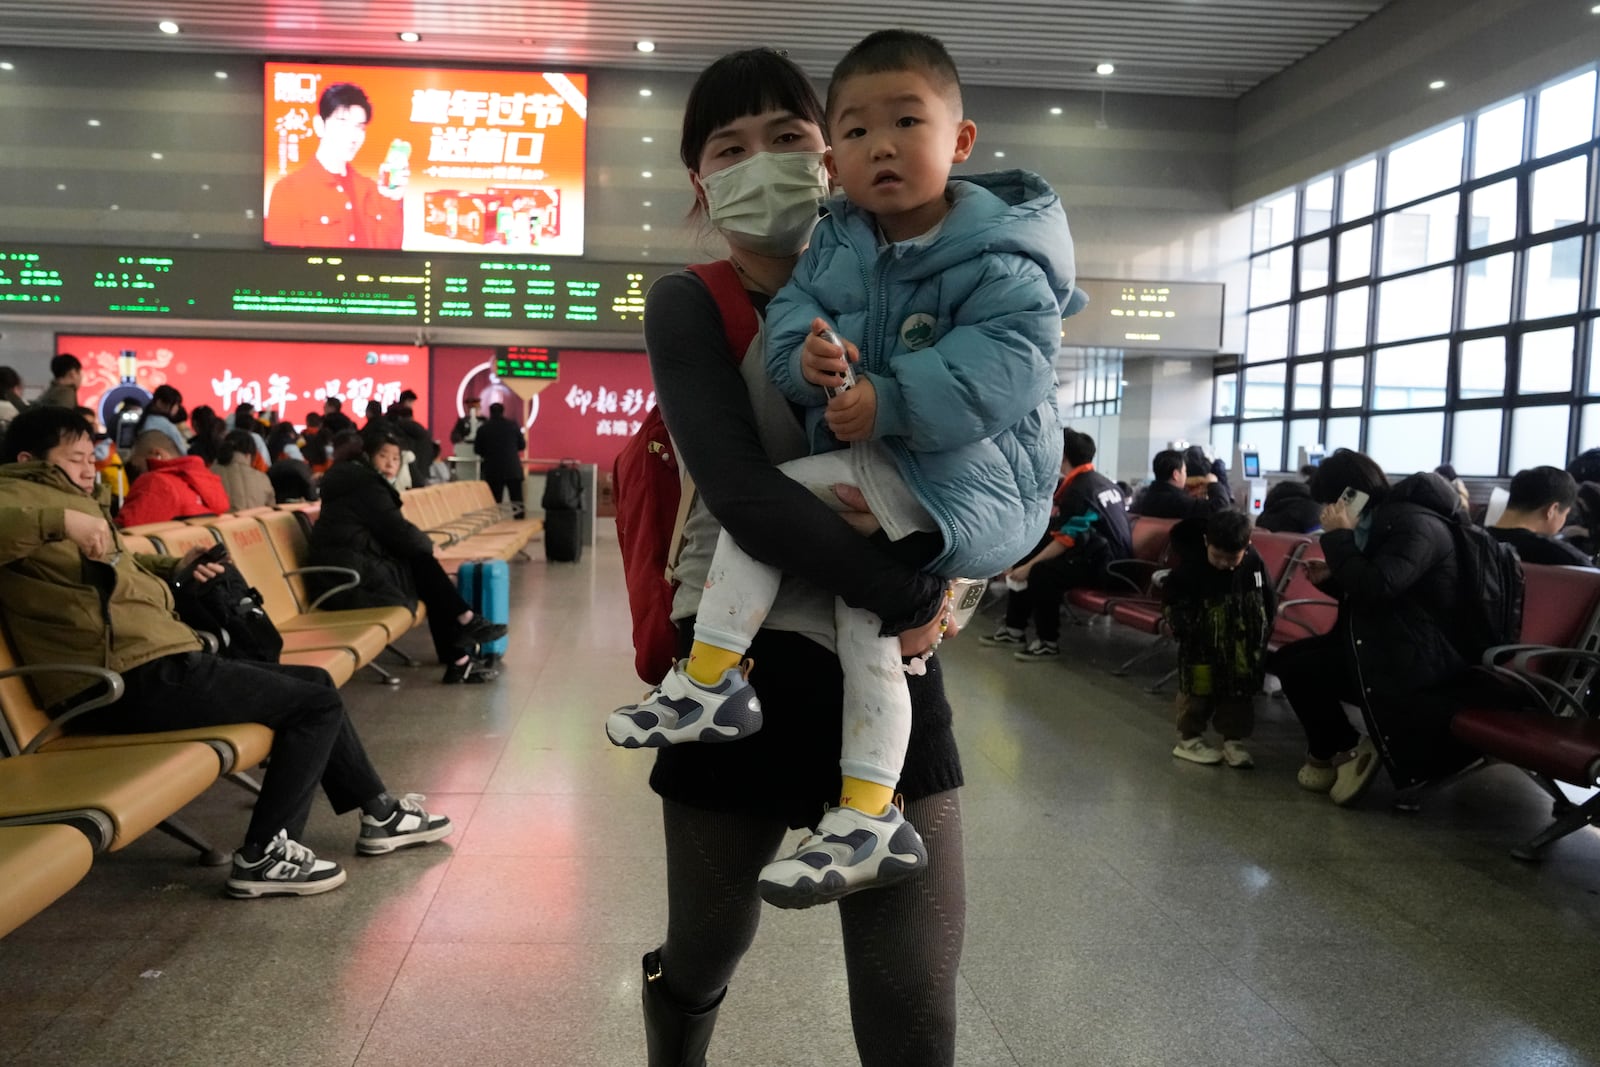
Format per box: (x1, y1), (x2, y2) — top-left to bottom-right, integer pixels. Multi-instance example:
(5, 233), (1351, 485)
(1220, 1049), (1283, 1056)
(86, 118), (101, 127)
(55, 183), (66, 191)
(636, 41), (656, 53)
(109, 204), (119, 211)
(201, 183), (210, 191)
(397, 31), (421, 43)
(994, 150), (1006, 158)
(642, 135), (654, 143)
(1429, 79), (1446, 90)
(245, 208), (255, 218)
(0, 62), (14, 71)
(642, 200), (652, 207)
(642, 223), (653, 231)
(158, 20), (180, 34)
(1592, 3), (1600, 12)
(151, 152), (164, 160)
(191, 233), (201, 239)
(214, 71), (228, 79)
(1049, 106), (1062, 115)
(1096, 62), (1115, 76)
(641, 170), (653, 178)
(639, 88), (653, 97)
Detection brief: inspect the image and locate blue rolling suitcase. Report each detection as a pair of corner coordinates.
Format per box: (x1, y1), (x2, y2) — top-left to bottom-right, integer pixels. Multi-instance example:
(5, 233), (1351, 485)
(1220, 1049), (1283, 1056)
(456, 559), (510, 663)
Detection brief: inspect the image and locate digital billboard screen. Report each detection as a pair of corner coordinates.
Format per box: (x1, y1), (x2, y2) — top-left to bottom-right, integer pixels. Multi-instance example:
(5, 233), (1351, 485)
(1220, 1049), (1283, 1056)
(57, 334), (429, 432)
(264, 62), (587, 256)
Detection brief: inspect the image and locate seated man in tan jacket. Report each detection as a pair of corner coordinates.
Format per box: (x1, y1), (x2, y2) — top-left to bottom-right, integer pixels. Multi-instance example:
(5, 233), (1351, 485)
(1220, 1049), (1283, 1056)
(0, 406), (452, 899)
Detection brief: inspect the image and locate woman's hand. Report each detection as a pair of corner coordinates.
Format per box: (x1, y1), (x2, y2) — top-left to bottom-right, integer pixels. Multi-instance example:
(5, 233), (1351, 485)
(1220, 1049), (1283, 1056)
(1007, 562), (1034, 584)
(898, 591), (959, 658)
(1303, 559), (1332, 585)
(801, 319), (859, 389)
(826, 378), (877, 442)
(831, 483), (882, 536)
(1320, 499), (1356, 532)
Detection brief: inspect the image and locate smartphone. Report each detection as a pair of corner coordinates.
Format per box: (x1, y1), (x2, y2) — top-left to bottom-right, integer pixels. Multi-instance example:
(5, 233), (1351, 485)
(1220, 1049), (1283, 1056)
(173, 543), (229, 586)
(818, 328), (857, 399)
(949, 578), (988, 631)
(1339, 486), (1370, 521)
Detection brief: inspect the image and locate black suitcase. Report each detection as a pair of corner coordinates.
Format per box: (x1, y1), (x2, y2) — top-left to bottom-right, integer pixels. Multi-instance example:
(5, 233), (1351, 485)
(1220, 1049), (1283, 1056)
(544, 508), (582, 562)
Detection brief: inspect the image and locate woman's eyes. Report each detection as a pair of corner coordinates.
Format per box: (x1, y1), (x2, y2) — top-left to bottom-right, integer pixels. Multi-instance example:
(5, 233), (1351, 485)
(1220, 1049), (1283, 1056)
(773, 131), (802, 145)
(717, 144), (745, 158)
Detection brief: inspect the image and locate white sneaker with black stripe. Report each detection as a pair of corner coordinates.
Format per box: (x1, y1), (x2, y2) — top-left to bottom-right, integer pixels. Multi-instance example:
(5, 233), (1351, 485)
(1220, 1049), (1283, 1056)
(757, 803), (928, 909)
(357, 793), (454, 855)
(1013, 639), (1059, 661)
(226, 830), (347, 899)
(978, 626), (1026, 647)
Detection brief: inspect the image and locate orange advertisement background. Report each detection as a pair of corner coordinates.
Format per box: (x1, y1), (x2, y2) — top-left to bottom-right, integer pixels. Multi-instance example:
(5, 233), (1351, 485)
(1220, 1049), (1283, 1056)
(263, 62), (586, 256)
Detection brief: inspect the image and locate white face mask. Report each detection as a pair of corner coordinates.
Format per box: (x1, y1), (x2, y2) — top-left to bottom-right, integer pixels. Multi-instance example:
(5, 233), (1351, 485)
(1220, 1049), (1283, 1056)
(700, 151), (829, 257)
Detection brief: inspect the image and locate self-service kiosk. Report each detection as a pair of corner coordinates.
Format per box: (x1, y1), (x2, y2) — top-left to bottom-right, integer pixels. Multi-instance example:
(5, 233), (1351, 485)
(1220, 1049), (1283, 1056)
(1233, 444), (1268, 516)
(1297, 444), (1326, 471)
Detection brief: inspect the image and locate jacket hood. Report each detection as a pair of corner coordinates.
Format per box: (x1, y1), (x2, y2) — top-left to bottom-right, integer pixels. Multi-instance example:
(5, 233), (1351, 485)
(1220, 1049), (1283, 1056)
(0, 460), (92, 496)
(1265, 480), (1313, 502)
(1387, 471), (1463, 519)
(827, 168), (1087, 317)
(147, 454), (217, 489)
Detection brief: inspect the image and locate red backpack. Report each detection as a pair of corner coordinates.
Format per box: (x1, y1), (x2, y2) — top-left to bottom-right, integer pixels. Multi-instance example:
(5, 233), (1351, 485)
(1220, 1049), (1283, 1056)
(613, 261), (759, 684)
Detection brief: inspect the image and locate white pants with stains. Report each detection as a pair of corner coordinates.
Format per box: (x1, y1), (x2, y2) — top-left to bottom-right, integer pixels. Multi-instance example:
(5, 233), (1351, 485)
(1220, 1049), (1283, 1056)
(694, 445), (935, 790)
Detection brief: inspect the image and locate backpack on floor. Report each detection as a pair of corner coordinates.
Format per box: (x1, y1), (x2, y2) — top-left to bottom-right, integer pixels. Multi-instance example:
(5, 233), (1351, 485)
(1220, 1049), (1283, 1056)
(170, 562), (284, 663)
(612, 261), (759, 685)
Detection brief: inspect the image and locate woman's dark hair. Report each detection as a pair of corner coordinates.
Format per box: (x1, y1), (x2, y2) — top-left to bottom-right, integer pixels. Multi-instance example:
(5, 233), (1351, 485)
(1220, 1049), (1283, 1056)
(215, 428), (257, 466)
(679, 48), (826, 174)
(303, 432), (330, 467)
(1307, 448), (1389, 505)
(0, 366), (21, 393)
(362, 429), (401, 459)
(0, 406), (94, 464)
(1567, 447), (1600, 485)
(266, 421), (300, 461)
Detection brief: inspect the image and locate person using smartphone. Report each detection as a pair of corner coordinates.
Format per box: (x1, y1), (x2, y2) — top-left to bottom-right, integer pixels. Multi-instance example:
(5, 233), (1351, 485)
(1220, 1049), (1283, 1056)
(1268, 449), (1480, 807)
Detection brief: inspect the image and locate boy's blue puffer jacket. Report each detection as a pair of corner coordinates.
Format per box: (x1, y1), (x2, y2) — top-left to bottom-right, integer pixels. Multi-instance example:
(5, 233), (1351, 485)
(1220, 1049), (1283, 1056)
(766, 169), (1087, 577)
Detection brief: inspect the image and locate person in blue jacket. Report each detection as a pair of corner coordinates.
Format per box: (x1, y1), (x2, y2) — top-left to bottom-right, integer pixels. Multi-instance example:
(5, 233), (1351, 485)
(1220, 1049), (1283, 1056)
(608, 29), (1082, 907)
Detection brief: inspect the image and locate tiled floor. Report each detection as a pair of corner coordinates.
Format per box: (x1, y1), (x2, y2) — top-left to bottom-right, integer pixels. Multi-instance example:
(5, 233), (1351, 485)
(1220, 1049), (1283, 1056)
(5, 522), (1600, 1066)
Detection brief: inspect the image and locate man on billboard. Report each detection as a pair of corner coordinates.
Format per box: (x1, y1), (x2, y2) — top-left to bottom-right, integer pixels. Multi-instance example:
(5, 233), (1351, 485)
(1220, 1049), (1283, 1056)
(264, 83), (407, 249)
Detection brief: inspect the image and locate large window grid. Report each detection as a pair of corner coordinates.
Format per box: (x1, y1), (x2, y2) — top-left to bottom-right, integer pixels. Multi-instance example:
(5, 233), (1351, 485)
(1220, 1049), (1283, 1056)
(1067, 349), (1124, 417)
(1216, 67), (1600, 476)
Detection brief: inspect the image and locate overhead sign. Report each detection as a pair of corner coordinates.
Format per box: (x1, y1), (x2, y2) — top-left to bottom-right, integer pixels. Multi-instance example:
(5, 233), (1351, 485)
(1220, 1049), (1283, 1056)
(264, 62), (588, 255)
(1065, 279), (1225, 352)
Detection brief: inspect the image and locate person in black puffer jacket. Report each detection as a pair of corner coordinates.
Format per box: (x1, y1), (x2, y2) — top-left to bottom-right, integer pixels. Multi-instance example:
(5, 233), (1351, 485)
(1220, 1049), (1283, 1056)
(1268, 449), (1478, 806)
(308, 431), (506, 683)
(1255, 479), (1322, 534)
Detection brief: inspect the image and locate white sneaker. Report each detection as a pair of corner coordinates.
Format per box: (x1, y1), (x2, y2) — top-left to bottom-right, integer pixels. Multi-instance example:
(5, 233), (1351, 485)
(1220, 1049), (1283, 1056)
(1221, 741), (1255, 769)
(226, 830), (347, 899)
(1172, 736), (1224, 765)
(1012, 640), (1059, 661)
(606, 660), (763, 748)
(978, 626), (1026, 647)
(757, 803), (928, 909)
(357, 793), (454, 856)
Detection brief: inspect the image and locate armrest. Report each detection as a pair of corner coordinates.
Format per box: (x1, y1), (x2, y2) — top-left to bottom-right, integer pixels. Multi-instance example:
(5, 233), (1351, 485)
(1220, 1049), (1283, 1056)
(424, 527), (462, 546)
(1273, 597), (1339, 638)
(0, 665), (126, 754)
(283, 565), (362, 612)
(1480, 645), (1600, 717)
(1473, 662), (1591, 719)
(1104, 559), (1157, 596)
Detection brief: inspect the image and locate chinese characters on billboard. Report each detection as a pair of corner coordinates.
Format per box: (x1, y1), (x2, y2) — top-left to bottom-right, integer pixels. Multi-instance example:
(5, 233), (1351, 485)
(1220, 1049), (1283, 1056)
(263, 63), (587, 256)
(57, 335), (429, 431)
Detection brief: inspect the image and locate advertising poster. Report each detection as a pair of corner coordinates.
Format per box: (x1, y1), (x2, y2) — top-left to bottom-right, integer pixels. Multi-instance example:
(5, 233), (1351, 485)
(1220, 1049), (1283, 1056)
(430, 346), (651, 469)
(57, 335), (428, 431)
(263, 62), (587, 256)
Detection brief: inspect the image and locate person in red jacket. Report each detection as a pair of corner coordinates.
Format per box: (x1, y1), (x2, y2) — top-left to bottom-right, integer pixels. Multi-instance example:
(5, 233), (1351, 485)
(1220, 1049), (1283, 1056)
(264, 82), (406, 249)
(115, 431), (232, 527)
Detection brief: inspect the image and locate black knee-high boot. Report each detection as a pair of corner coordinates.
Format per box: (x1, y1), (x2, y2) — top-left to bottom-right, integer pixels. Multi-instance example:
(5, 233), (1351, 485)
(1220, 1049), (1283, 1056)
(642, 949), (725, 1067)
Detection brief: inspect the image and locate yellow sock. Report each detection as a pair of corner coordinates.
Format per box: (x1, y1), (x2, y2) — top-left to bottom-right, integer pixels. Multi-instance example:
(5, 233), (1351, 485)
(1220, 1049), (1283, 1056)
(685, 640), (743, 685)
(839, 777), (894, 816)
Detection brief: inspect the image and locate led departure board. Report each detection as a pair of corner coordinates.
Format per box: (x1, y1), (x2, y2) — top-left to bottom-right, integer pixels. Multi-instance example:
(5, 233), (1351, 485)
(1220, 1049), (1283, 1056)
(1065, 279), (1226, 352)
(0, 245), (657, 332)
(496, 345), (560, 380)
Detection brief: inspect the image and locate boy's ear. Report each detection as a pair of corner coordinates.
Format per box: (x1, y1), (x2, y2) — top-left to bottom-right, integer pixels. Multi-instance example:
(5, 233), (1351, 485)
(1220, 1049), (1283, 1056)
(951, 119), (978, 164)
(824, 147), (839, 183)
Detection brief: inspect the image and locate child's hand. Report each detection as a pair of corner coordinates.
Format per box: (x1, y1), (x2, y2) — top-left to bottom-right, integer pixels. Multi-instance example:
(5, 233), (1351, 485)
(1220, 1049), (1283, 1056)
(801, 318), (858, 389)
(826, 377), (877, 441)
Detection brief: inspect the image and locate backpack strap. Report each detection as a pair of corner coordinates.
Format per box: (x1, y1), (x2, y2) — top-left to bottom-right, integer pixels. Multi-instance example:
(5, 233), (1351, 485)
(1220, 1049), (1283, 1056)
(686, 260), (760, 365)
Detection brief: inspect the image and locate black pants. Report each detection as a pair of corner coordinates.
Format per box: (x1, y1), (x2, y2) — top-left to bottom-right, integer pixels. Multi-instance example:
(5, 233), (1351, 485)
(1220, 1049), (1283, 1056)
(1003, 548), (1107, 642)
(410, 554), (474, 663)
(485, 475), (523, 513)
(73, 653), (386, 849)
(1267, 633), (1360, 759)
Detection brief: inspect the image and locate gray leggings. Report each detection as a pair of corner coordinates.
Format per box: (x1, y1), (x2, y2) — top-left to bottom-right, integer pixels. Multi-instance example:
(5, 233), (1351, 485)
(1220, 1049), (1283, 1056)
(658, 791), (967, 1067)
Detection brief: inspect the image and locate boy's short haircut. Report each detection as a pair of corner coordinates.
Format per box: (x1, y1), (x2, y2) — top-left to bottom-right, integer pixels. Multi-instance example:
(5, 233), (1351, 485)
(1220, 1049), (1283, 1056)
(0, 406), (94, 463)
(1062, 428), (1096, 468)
(1205, 510), (1253, 554)
(50, 353), (82, 380)
(1153, 450), (1185, 483)
(1508, 465), (1578, 513)
(826, 30), (963, 120)
(1183, 445), (1210, 478)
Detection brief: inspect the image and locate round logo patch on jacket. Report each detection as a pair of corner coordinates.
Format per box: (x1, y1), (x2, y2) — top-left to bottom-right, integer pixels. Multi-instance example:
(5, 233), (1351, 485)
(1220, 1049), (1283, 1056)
(900, 313), (937, 351)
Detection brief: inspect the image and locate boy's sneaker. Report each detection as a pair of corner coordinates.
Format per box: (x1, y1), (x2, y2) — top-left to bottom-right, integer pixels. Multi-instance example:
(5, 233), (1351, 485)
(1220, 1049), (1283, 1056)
(606, 660), (762, 748)
(979, 626), (1026, 647)
(358, 793), (454, 855)
(1172, 736), (1224, 765)
(226, 830), (347, 899)
(1221, 740), (1255, 769)
(1013, 640), (1059, 661)
(1329, 736), (1381, 807)
(757, 803), (928, 910)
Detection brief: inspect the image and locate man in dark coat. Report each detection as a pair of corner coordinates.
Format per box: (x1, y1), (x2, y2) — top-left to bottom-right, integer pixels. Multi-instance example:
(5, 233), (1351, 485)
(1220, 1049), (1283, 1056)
(1269, 450), (1479, 805)
(1256, 479), (1323, 534)
(1135, 450), (1233, 519)
(474, 402), (527, 512)
(387, 403), (434, 488)
(1490, 466), (1594, 567)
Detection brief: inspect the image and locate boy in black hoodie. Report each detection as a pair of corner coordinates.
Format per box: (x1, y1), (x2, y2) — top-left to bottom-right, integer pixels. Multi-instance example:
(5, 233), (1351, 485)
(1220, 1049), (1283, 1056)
(1163, 510), (1276, 768)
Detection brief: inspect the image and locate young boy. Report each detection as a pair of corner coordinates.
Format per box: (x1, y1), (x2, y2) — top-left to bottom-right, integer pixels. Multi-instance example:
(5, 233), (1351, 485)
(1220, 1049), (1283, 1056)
(1163, 510), (1277, 769)
(608, 30), (1085, 908)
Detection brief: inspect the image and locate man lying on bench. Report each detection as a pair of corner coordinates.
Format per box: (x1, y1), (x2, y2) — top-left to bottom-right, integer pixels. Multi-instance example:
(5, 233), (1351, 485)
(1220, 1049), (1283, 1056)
(0, 407), (452, 899)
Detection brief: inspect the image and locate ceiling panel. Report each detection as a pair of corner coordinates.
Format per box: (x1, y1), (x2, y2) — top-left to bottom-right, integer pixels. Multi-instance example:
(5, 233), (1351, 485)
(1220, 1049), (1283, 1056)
(0, 0), (1393, 98)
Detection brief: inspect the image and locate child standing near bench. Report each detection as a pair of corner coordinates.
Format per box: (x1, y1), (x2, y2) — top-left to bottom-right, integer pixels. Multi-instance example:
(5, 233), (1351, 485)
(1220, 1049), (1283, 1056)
(1164, 511), (1276, 768)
